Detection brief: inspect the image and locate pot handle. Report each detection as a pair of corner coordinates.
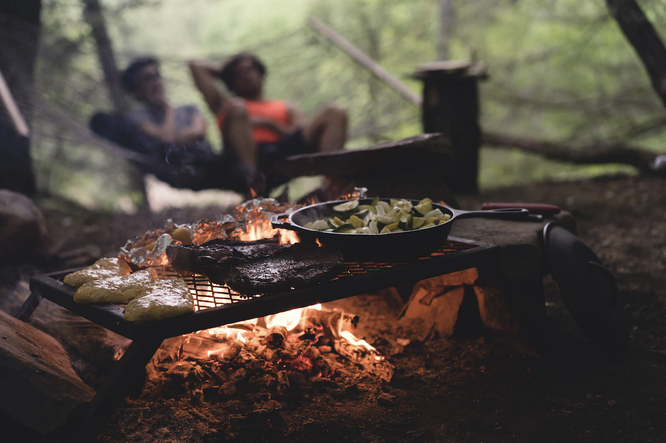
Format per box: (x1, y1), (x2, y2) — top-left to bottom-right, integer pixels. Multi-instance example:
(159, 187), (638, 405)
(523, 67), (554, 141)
(270, 213), (299, 232)
(450, 207), (531, 221)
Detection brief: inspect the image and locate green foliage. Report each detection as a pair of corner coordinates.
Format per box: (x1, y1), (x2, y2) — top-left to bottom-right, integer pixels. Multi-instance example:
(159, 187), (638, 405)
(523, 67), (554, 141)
(30, 0), (666, 212)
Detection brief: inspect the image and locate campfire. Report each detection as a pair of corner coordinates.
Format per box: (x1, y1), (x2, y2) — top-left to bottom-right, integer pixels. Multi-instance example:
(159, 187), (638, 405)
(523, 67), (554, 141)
(115, 197), (394, 399)
(144, 303), (393, 403)
(15, 194), (506, 440)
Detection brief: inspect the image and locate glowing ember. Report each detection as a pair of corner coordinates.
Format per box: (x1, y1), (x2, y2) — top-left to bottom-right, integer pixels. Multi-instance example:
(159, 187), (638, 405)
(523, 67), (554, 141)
(265, 308), (304, 331)
(120, 198), (301, 267)
(161, 304), (393, 383)
(232, 203), (299, 244)
(340, 330), (384, 361)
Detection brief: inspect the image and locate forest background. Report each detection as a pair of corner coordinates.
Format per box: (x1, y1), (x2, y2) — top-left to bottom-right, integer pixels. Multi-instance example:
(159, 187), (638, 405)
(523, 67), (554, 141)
(31, 0), (666, 212)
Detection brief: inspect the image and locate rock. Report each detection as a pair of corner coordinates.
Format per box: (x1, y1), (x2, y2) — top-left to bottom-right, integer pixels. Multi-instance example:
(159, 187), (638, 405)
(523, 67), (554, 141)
(474, 285), (523, 335)
(0, 189), (47, 266)
(450, 211), (576, 281)
(0, 310), (95, 434)
(399, 283), (466, 338)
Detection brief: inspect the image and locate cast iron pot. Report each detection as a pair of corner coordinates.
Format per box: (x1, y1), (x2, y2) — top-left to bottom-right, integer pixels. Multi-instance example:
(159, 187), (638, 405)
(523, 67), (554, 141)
(271, 199), (530, 262)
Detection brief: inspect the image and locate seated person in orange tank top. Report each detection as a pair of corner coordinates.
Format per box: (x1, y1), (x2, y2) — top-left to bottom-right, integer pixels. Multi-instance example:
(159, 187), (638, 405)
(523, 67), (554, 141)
(189, 52), (348, 186)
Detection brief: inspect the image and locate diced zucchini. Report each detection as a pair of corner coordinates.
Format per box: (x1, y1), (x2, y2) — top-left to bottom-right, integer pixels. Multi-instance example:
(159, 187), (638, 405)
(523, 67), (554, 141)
(398, 214), (413, 230)
(391, 209), (406, 224)
(394, 200), (413, 213)
(354, 209), (369, 220)
(412, 216), (426, 229)
(349, 215), (365, 228)
(413, 198), (433, 216)
(309, 196), (444, 236)
(333, 223), (355, 233)
(357, 205), (377, 215)
(333, 200), (359, 212)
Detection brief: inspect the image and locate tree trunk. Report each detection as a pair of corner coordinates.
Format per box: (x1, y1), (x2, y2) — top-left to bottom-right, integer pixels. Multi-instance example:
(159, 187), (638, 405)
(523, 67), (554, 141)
(82, 0), (148, 208)
(81, 0), (127, 115)
(0, 0), (41, 196)
(437, 0), (454, 61)
(606, 0), (666, 107)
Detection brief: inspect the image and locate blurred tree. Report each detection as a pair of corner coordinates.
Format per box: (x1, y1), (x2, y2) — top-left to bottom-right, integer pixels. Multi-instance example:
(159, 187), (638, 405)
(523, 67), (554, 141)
(81, 0), (127, 114)
(0, 0), (41, 196)
(437, 0), (454, 60)
(606, 0), (666, 107)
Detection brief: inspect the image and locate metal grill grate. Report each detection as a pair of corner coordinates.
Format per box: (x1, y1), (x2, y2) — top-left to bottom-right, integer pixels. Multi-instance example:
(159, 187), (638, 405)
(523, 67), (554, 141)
(159, 240), (478, 311)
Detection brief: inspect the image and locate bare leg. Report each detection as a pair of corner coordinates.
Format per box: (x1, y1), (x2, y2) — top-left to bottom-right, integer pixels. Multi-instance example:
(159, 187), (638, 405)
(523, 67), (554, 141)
(222, 99), (257, 170)
(302, 103), (348, 153)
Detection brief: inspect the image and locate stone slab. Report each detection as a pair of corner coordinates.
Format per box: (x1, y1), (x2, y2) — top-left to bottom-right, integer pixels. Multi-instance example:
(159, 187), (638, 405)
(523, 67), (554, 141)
(449, 211), (576, 281)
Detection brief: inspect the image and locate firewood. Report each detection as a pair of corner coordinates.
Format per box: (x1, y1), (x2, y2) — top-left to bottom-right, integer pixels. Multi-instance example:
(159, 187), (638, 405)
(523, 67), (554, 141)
(262, 326), (288, 348)
(334, 338), (395, 382)
(301, 308), (359, 339)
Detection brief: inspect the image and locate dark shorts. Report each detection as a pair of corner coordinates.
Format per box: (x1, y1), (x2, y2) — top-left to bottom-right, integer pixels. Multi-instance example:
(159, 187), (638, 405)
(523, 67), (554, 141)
(256, 129), (313, 167)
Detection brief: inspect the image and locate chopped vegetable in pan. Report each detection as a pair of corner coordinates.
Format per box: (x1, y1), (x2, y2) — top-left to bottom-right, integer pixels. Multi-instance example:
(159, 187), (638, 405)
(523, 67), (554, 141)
(304, 198), (451, 234)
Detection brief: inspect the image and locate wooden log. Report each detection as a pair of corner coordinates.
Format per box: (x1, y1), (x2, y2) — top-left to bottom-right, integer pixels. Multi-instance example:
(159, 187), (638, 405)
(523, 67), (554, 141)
(483, 130), (661, 175)
(261, 326), (288, 349)
(263, 133), (452, 178)
(0, 69), (29, 137)
(0, 310), (95, 434)
(301, 308), (359, 340)
(413, 63), (486, 194)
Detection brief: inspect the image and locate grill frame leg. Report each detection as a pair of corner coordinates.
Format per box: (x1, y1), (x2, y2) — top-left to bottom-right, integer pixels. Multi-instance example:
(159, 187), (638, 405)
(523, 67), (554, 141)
(15, 290), (43, 321)
(69, 336), (164, 442)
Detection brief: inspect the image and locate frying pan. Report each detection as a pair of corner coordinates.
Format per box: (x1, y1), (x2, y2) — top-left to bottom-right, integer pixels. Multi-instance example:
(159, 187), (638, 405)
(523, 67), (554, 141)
(271, 199), (530, 262)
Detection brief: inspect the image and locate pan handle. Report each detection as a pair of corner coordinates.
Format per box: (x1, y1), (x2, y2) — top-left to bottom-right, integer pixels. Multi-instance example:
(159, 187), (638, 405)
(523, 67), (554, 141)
(270, 213), (300, 232)
(450, 207), (531, 221)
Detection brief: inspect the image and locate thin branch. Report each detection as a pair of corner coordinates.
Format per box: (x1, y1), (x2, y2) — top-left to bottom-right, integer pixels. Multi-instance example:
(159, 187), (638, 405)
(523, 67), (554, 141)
(482, 131), (661, 175)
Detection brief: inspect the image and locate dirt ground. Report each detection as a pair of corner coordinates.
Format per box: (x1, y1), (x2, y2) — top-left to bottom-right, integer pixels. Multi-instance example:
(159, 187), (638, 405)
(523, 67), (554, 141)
(7, 173), (666, 443)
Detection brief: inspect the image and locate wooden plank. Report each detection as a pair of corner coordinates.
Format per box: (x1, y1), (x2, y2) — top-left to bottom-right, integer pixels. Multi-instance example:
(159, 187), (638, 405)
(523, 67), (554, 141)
(308, 16), (422, 107)
(0, 69), (29, 137)
(265, 133), (453, 178)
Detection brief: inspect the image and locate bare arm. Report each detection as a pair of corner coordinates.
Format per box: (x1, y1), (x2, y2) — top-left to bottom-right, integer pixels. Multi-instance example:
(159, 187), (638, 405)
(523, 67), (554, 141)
(189, 59), (226, 115)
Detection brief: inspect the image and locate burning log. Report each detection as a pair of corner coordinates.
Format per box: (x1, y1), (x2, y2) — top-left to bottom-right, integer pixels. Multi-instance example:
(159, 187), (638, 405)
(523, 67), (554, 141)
(301, 308), (359, 340)
(144, 304), (392, 403)
(262, 326), (288, 348)
(334, 335), (394, 382)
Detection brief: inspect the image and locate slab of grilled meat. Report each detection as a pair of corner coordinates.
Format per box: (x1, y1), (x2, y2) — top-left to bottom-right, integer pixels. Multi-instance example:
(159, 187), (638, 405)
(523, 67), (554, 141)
(166, 238), (285, 275)
(166, 240), (345, 295)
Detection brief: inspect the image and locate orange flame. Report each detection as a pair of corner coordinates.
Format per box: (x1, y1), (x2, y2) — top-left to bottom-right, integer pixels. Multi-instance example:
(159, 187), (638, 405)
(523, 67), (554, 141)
(340, 330), (384, 361)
